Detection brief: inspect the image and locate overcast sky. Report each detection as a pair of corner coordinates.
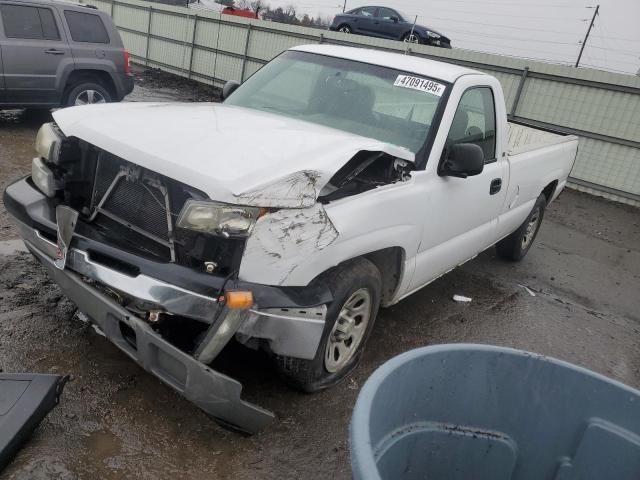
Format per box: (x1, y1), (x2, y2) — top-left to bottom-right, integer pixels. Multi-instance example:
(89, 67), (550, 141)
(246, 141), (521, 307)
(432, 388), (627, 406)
(290, 0), (640, 74)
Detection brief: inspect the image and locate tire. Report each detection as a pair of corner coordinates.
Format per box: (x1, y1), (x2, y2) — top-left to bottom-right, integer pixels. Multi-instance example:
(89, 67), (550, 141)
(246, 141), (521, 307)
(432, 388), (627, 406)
(275, 258), (382, 392)
(496, 194), (546, 261)
(403, 32), (422, 44)
(64, 81), (112, 107)
(337, 24), (352, 34)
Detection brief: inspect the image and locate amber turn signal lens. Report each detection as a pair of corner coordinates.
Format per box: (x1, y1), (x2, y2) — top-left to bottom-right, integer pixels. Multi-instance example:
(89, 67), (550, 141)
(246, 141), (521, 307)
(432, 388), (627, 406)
(224, 291), (254, 310)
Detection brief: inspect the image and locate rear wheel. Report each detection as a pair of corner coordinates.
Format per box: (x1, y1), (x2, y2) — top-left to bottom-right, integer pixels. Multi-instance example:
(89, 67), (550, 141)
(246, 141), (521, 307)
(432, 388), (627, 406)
(64, 81), (112, 107)
(338, 24), (352, 34)
(275, 258), (381, 392)
(496, 194), (546, 261)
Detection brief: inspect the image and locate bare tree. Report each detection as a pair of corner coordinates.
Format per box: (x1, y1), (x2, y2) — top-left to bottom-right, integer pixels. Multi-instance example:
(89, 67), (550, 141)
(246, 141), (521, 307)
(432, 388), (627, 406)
(250, 0), (265, 15)
(283, 4), (296, 19)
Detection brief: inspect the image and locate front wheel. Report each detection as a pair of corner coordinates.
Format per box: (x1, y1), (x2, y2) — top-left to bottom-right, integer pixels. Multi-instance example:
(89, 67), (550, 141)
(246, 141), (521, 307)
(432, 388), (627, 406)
(403, 32), (422, 44)
(275, 258), (381, 392)
(338, 24), (352, 34)
(496, 194), (546, 261)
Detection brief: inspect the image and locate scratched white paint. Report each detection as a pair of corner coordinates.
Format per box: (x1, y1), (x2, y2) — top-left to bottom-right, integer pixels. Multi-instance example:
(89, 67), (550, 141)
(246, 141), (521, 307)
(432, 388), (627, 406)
(240, 203), (339, 285)
(233, 171), (322, 209)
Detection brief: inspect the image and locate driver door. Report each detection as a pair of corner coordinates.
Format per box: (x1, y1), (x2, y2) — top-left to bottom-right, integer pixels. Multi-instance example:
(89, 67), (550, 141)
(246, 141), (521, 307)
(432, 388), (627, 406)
(353, 7), (379, 36)
(375, 8), (405, 39)
(409, 86), (508, 292)
(0, 3), (71, 105)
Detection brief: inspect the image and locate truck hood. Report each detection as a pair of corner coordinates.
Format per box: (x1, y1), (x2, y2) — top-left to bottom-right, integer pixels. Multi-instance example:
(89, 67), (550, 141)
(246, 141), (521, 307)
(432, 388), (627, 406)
(53, 102), (414, 208)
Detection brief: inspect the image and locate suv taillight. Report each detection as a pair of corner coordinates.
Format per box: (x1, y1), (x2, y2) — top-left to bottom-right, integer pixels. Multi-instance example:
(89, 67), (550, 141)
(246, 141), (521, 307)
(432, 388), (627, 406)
(124, 49), (131, 74)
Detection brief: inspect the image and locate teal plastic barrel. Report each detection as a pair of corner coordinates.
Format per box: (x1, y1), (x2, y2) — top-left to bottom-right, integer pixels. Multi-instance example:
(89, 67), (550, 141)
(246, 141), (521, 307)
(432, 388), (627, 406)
(350, 344), (640, 480)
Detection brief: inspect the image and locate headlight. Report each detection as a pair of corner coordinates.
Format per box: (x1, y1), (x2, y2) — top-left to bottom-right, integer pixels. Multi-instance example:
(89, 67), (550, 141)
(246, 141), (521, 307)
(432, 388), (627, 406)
(35, 123), (63, 163)
(177, 200), (260, 238)
(426, 31), (441, 39)
(32, 157), (60, 197)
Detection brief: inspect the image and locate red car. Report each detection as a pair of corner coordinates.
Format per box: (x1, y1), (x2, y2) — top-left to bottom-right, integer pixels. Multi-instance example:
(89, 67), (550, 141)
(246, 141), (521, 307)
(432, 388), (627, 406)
(222, 7), (257, 18)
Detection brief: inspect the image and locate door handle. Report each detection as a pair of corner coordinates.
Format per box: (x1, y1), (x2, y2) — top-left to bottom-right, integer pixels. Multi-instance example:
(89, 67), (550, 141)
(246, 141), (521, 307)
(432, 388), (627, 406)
(490, 178), (502, 195)
(45, 49), (65, 55)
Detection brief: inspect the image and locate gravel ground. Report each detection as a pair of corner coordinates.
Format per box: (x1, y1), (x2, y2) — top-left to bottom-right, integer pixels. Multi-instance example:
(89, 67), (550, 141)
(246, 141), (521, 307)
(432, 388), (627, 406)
(0, 69), (639, 480)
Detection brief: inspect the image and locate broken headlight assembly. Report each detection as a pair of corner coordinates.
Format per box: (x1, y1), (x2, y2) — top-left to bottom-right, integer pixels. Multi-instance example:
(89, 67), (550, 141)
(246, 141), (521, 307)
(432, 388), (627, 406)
(35, 122), (63, 163)
(32, 123), (64, 197)
(176, 200), (260, 238)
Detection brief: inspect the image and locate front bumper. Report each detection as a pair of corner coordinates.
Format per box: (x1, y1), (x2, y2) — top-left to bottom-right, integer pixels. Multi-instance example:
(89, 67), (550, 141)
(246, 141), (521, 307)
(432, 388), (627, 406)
(26, 238), (273, 432)
(4, 177), (332, 433)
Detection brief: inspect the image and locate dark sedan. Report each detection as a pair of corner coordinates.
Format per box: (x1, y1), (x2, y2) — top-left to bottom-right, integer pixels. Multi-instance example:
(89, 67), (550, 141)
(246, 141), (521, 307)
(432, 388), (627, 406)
(329, 6), (451, 48)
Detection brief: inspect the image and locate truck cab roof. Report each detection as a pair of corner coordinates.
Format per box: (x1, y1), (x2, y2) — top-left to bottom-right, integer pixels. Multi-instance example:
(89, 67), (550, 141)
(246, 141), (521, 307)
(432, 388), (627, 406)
(291, 44), (482, 83)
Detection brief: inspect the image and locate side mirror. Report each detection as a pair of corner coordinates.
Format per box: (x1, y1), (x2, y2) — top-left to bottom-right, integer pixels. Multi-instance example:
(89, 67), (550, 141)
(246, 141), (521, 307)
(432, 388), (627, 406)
(390, 16), (399, 22)
(222, 80), (240, 101)
(440, 143), (484, 178)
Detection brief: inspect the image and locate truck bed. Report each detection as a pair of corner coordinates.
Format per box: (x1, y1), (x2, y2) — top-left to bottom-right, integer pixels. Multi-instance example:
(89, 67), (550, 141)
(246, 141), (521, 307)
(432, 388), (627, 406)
(507, 122), (577, 156)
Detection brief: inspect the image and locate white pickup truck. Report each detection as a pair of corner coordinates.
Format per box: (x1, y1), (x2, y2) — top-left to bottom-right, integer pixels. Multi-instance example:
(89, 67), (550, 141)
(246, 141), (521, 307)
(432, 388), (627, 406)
(5, 45), (578, 432)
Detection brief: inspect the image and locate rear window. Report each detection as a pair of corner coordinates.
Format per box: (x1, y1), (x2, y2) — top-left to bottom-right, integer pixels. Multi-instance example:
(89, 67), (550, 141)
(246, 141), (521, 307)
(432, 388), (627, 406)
(0, 5), (60, 40)
(64, 10), (109, 43)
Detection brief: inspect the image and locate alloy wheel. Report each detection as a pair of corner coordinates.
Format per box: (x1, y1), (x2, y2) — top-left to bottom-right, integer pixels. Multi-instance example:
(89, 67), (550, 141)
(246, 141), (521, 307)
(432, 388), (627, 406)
(324, 288), (372, 373)
(74, 90), (106, 106)
(521, 208), (541, 249)
(404, 33), (420, 44)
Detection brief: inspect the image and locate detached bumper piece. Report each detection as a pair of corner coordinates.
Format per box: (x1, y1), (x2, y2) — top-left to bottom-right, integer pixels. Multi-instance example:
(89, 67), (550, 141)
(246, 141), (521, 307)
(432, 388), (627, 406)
(27, 242), (274, 434)
(0, 374), (67, 472)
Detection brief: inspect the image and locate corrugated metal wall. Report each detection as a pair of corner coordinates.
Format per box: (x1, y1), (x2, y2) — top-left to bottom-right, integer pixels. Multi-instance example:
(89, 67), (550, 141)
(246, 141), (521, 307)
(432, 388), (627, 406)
(89, 0), (640, 206)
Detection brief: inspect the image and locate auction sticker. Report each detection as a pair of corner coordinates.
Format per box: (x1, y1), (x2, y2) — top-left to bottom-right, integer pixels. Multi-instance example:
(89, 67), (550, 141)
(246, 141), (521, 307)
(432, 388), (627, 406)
(394, 75), (445, 96)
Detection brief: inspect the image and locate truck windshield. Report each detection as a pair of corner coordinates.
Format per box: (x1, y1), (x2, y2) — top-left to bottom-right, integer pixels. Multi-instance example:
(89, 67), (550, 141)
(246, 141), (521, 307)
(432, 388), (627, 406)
(225, 51), (446, 153)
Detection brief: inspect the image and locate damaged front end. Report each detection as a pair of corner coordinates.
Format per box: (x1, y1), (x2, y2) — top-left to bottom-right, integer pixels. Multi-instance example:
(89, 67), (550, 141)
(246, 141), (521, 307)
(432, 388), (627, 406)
(7, 120), (413, 432)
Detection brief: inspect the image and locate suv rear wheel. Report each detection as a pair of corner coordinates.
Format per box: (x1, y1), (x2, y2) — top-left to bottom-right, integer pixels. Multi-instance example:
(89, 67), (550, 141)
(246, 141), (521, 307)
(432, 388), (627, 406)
(64, 81), (112, 107)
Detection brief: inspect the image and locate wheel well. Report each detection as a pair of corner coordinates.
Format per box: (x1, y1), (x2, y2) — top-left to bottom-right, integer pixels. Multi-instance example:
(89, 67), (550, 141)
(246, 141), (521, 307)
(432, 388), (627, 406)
(542, 180), (558, 203)
(311, 248), (404, 307)
(64, 70), (117, 99)
(364, 247), (404, 306)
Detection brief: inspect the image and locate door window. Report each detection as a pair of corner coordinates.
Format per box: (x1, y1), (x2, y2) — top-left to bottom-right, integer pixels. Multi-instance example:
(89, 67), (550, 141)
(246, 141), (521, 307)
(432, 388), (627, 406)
(446, 87), (497, 162)
(0, 5), (60, 40)
(64, 11), (109, 43)
(356, 7), (377, 17)
(378, 8), (398, 20)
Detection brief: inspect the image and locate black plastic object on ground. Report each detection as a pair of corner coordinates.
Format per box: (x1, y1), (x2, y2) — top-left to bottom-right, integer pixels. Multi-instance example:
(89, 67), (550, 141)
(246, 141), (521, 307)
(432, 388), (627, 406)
(350, 344), (640, 480)
(0, 374), (67, 472)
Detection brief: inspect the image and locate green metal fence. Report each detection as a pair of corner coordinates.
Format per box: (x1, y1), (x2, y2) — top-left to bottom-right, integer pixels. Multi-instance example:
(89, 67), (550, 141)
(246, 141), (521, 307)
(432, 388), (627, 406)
(89, 0), (640, 206)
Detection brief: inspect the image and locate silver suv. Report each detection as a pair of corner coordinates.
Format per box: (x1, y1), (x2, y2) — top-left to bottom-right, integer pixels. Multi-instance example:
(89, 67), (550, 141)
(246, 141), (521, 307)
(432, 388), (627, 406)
(0, 0), (133, 108)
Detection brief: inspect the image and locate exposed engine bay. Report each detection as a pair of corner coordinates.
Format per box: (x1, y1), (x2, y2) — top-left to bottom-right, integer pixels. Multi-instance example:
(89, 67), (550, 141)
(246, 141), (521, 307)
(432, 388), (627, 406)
(52, 136), (245, 276)
(318, 151), (412, 203)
